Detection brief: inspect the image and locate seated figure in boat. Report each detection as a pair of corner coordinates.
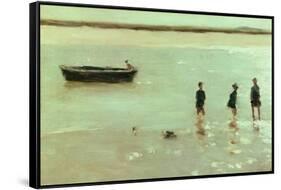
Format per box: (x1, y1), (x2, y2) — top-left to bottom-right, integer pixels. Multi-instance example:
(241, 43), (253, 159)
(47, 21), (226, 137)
(125, 60), (133, 70)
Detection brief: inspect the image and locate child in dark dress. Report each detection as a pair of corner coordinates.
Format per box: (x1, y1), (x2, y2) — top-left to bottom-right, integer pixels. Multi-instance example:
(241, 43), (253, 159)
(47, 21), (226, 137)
(251, 78), (261, 120)
(196, 82), (206, 115)
(227, 83), (238, 119)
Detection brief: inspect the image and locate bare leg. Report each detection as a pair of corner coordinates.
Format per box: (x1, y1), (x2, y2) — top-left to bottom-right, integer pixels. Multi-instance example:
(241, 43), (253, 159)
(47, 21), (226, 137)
(197, 107), (205, 116)
(196, 113), (205, 136)
(257, 106), (261, 120)
(251, 106), (255, 121)
(232, 108), (237, 121)
(232, 108), (237, 116)
(201, 107), (205, 116)
(229, 109), (238, 129)
(197, 108), (200, 115)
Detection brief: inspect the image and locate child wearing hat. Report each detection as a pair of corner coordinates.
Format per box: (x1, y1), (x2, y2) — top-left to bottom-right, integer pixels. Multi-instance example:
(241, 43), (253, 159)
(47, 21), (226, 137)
(227, 83), (239, 119)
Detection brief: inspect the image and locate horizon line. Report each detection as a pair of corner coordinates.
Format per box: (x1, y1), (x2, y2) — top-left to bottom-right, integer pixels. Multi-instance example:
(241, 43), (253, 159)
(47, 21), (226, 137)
(41, 19), (271, 35)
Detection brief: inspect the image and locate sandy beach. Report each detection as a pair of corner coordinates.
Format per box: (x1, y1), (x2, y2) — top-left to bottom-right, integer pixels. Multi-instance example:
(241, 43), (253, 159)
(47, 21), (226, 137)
(41, 119), (271, 185)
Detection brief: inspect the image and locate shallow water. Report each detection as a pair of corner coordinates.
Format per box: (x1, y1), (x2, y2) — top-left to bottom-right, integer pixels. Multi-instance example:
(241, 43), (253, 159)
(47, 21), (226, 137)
(40, 27), (272, 185)
(41, 44), (272, 134)
(41, 121), (271, 184)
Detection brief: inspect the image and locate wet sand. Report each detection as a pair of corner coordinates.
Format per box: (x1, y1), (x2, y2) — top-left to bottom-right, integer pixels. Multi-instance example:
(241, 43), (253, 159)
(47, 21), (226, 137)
(41, 119), (271, 185)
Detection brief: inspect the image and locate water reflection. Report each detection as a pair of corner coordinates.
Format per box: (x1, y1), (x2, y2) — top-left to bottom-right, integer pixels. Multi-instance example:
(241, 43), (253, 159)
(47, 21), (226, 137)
(252, 121), (260, 132)
(228, 119), (239, 145)
(63, 81), (137, 89)
(195, 114), (207, 145)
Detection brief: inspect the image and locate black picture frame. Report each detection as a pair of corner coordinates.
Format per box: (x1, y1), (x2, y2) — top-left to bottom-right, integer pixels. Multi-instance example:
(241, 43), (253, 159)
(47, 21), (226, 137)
(30, 1), (274, 188)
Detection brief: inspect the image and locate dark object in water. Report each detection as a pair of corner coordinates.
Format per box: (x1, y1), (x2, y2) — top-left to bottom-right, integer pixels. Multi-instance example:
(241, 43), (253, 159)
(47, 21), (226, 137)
(59, 65), (138, 83)
(132, 127), (137, 136)
(163, 130), (177, 139)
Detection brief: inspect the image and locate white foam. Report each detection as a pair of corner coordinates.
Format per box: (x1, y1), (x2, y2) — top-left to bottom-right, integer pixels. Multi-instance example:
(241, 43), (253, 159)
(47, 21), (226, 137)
(227, 164), (235, 169)
(127, 152), (143, 161)
(191, 170), (199, 176)
(174, 150), (182, 156)
(230, 149), (242, 154)
(146, 147), (156, 154)
(177, 60), (187, 65)
(211, 162), (218, 168)
(207, 132), (215, 138)
(246, 158), (257, 164)
(235, 163), (242, 169)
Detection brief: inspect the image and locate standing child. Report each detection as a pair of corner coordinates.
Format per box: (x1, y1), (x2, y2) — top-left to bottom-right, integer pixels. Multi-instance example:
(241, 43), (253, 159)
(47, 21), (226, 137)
(251, 78), (261, 120)
(196, 82), (206, 116)
(227, 83), (239, 120)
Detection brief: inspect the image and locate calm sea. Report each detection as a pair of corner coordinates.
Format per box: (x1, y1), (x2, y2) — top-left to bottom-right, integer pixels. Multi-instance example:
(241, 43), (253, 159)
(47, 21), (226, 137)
(41, 38), (272, 135)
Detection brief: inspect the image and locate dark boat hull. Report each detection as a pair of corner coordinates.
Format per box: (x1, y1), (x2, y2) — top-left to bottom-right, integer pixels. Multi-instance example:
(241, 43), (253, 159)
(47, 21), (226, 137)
(59, 65), (137, 83)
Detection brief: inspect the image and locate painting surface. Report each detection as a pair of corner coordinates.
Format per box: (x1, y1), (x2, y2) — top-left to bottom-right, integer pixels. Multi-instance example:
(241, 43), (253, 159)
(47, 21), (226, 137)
(40, 5), (272, 185)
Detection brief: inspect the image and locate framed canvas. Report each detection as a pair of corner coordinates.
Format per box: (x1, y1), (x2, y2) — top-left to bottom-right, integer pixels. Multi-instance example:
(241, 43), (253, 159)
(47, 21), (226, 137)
(29, 1), (274, 188)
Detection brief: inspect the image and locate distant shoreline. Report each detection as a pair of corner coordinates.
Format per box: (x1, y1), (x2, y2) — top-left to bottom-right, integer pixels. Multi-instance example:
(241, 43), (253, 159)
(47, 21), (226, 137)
(41, 19), (271, 35)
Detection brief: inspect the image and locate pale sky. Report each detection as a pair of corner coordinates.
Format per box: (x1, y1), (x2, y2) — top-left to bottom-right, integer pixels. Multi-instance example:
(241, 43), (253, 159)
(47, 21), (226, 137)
(41, 5), (271, 31)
